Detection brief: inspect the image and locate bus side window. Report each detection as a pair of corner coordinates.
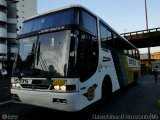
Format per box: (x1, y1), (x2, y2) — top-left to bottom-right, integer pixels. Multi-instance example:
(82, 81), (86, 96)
(78, 32), (98, 82)
(123, 50), (128, 54)
(132, 49), (135, 58)
(81, 10), (97, 36)
(100, 22), (113, 49)
(129, 50), (132, 56)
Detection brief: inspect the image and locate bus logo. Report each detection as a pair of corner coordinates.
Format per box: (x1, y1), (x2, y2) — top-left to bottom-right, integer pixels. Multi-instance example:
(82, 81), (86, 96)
(83, 84), (97, 101)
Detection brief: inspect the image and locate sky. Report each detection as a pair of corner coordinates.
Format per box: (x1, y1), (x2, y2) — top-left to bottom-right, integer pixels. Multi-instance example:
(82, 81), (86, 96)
(37, 0), (160, 53)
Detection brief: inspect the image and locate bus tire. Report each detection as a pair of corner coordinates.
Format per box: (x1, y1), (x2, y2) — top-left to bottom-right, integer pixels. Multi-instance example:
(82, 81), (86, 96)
(134, 72), (138, 83)
(101, 76), (112, 102)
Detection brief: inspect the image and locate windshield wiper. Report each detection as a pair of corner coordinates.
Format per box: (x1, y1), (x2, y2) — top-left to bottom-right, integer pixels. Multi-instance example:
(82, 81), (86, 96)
(36, 42), (50, 79)
(37, 42), (40, 66)
(36, 42), (48, 71)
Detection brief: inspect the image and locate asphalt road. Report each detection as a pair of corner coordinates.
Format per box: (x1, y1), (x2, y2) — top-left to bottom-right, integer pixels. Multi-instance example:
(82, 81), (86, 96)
(0, 75), (160, 120)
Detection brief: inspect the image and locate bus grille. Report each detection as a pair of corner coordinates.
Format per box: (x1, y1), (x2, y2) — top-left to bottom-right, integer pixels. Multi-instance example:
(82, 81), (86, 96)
(21, 84), (50, 90)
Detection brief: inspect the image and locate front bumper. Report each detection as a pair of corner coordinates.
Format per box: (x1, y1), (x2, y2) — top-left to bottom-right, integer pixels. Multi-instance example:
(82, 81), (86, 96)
(11, 89), (79, 112)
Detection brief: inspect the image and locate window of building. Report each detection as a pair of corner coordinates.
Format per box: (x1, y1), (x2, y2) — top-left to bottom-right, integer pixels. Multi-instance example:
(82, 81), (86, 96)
(7, 24), (17, 32)
(0, 38), (6, 44)
(0, 22), (7, 29)
(0, 6), (7, 13)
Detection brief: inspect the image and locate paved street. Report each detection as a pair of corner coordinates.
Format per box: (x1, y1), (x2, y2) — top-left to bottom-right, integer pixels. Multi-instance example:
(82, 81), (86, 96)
(0, 77), (11, 103)
(0, 75), (160, 120)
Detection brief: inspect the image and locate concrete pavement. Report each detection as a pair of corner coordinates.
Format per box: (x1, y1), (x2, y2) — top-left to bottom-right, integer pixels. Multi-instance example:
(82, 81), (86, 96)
(0, 77), (12, 105)
(86, 75), (160, 116)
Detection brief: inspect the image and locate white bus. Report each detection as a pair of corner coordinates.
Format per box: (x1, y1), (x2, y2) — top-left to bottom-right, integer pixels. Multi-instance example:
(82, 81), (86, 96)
(11, 5), (141, 112)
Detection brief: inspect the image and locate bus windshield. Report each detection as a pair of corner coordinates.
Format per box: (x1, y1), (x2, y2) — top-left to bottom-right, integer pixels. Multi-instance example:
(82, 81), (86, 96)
(13, 30), (73, 78)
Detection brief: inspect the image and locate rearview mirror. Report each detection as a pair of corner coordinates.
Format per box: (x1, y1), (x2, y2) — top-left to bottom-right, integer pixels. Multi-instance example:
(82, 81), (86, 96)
(0, 69), (7, 76)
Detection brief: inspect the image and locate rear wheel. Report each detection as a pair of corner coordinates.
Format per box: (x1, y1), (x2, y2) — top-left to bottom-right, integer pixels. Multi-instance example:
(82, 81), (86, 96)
(101, 78), (112, 102)
(134, 72), (139, 83)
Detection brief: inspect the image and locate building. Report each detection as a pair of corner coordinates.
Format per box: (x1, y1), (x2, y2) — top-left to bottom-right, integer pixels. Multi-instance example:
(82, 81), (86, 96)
(150, 52), (160, 69)
(7, 0), (19, 73)
(140, 52), (160, 74)
(151, 52), (160, 60)
(0, 0), (37, 74)
(0, 0), (7, 69)
(0, 0), (16, 70)
(17, 0), (37, 33)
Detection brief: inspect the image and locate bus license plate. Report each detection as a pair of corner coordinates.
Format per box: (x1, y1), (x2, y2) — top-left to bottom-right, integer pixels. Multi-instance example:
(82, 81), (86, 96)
(15, 79), (29, 84)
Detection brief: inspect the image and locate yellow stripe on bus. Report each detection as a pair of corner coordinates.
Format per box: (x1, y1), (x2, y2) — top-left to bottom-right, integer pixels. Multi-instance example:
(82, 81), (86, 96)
(53, 80), (66, 85)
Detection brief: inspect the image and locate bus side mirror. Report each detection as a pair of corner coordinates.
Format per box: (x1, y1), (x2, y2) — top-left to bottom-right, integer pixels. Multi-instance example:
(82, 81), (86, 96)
(0, 69), (7, 76)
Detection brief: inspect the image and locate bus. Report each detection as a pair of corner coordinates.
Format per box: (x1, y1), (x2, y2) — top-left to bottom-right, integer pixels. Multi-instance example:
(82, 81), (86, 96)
(11, 5), (141, 112)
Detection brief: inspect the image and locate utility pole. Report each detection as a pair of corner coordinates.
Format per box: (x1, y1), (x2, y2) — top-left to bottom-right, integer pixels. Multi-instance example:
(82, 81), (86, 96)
(145, 0), (151, 74)
(145, 0), (148, 31)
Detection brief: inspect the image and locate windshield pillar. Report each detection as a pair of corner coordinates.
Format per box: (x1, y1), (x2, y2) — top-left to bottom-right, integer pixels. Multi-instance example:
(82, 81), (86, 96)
(67, 30), (79, 77)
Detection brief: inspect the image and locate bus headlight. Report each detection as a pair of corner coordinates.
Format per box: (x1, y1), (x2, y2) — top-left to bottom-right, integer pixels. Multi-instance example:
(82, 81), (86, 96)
(11, 83), (21, 88)
(54, 85), (60, 90)
(53, 80), (66, 92)
(54, 85), (66, 91)
(52, 80), (76, 92)
(15, 83), (21, 88)
(60, 85), (66, 91)
(12, 83), (16, 88)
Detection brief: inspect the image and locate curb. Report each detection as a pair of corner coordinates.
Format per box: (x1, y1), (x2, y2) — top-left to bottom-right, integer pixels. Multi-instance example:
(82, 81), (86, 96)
(0, 100), (13, 106)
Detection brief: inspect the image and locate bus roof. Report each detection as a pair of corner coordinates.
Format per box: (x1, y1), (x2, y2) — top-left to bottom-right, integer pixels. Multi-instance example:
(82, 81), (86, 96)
(25, 4), (96, 21)
(24, 4), (138, 50)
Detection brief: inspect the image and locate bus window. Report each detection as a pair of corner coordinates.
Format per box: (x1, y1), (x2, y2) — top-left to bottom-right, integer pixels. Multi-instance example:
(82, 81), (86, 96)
(133, 49), (136, 58)
(100, 22), (113, 49)
(123, 50), (128, 54)
(78, 32), (98, 81)
(112, 34), (121, 51)
(81, 10), (97, 36)
(129, 50), (132, 56)
(113, 34), (124, 52)
(21, 8), (79, 34)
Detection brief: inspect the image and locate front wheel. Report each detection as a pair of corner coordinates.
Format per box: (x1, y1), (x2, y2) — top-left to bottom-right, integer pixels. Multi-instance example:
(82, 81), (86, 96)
(101, 79), (112, 102)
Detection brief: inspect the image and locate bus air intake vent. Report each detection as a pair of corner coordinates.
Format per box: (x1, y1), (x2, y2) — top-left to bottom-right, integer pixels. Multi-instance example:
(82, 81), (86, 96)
(21, 84), (50, 90)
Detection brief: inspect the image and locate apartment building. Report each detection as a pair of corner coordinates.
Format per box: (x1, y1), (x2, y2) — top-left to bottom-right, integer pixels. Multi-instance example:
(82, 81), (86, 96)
(17, 0), (37, 33)
(0, 0), (13, 69)
(0, 0), (37, 73)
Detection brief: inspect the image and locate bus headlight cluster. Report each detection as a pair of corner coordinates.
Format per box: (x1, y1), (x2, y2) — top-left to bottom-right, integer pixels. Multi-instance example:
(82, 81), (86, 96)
(52, 80), (76, 92)
(54, 85), (66, 91)
(53, 80), (66, 92)
(12, 83), (21, 88)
